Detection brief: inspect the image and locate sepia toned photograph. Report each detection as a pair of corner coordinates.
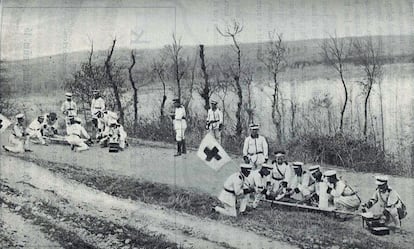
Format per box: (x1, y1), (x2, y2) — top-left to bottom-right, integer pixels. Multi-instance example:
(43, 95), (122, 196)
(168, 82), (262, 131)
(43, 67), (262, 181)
(0, 0), (413, 248)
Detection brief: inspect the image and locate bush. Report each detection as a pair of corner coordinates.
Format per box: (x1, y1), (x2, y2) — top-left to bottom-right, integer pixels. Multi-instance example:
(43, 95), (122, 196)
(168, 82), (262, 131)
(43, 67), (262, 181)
(286, 133), (405, 175)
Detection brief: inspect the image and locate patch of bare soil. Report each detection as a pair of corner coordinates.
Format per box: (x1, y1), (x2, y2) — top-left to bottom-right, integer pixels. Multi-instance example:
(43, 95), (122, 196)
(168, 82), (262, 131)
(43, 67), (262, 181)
(12, 155), (413, 249)
(0, 155), (294, 249)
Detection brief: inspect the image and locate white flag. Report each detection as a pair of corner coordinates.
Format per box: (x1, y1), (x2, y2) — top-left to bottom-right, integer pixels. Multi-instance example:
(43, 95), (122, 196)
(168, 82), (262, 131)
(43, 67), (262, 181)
(0, 114), (12, 134)
(197, 133), (232, 171)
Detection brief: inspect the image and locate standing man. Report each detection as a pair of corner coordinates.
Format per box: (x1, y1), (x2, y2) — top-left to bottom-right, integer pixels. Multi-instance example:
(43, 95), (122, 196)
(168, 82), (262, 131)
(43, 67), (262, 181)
(90, 89), (105, 131)
(324, 170), (361, 211)
(61, 92), (77, 125)
(2, 114), (31, 153)
(242, 124), (268, 167)
(362, 176), (406, 228)
(171, 98), (187, 156)
(206, 100), (223, 143)
(213, 163), (254, 217)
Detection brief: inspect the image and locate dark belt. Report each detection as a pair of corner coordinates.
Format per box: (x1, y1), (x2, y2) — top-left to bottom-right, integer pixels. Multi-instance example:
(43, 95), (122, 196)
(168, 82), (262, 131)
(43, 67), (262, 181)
(272, 176), (284, 181)
(224, 188), (235, 195)
(248, 151), (263, 155)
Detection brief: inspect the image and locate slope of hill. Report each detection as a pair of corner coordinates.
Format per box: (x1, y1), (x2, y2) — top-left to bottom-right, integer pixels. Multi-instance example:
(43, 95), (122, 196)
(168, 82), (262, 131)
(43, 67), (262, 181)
(2, 34), (413, 94)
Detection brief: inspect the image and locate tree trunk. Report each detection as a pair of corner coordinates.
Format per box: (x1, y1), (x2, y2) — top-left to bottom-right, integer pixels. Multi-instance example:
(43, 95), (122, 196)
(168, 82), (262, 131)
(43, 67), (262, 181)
(363, 82), (373, 138)
(271, 74), (282, 144)
(378, 81), (385, 151)
(105, 39), (124, 124)
(339, 70), (348, 132)
(128, 50), (138, 133)
(199, 44), (210, 111)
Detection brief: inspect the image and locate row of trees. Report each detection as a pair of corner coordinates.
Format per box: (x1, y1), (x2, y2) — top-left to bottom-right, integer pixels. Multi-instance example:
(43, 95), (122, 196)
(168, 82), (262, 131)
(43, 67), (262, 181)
(64, 21), (387, 149)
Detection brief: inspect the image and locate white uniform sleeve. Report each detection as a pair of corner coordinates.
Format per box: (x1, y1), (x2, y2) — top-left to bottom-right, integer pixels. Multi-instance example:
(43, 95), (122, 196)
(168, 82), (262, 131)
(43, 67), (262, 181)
(218, 110), (223, 125)
(14, 125), (23, 137)
(233, 176), (244, 196)
(330, 181), (346, 197)
(61, 102), (66, 113)
(80, 126), (90, 139)
(263, 136), (268, 159)
(242, 137), (249, 156)
(206, 109), (212, 121)
(73, 102), (77, 115)
(90, 99), (95, 113)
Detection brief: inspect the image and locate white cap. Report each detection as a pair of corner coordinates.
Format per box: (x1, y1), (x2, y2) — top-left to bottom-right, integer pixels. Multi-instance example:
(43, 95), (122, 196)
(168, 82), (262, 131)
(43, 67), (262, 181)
(309, 165), (321, 172)
(274, 150), (286, 157)
(65, 92), (73, 97)
(249, 123), (260, 130)
(210, 100), (218, 105)
(240, 164), (253, 169)
(74, 117), (82, 123)
(324, 170), (337, 177)
(16, 113), (25, 119)
(92, 89), (99, 93)
(292, 162), (304, 169)
(375, 175), (388, 185)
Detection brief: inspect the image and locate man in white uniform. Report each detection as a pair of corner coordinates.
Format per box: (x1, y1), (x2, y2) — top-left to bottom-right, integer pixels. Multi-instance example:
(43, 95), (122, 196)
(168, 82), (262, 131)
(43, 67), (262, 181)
(3, 114), (31, 153)
(206, 100), (223, 143)
(61, 92), (77, 125)
(242, 124), (268, 167)
(26, 115), (47, 145)
(66, 117), (90, 152)
(171, 98), (187, 156)
(42, 112), (58, 137)
(362, 176), (406, 228)
(90, 89), (105, 131)
(243, 163), (273, 210)
(324, 170), (361, 211)
(285, 162), (306, 201)
(270, 150), (292, 193)
(213, 164), (254, 217)
(299, 165), (323, 206)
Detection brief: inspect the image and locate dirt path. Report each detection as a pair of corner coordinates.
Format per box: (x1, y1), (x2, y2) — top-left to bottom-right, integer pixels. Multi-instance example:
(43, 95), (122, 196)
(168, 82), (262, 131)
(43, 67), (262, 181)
(0, 155), (296, 249)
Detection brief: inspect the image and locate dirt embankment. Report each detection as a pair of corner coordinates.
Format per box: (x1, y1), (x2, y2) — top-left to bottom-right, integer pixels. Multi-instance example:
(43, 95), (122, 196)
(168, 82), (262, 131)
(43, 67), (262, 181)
(3, 154), (413, 249)
(0, 155), (295, 249)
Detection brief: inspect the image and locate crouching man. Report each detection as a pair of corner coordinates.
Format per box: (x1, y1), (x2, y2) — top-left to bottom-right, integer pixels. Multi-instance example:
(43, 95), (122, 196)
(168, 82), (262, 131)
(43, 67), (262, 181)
(214, 164), (254, 217)
(3, 114), (31, 153)
(66, 117), (90, 152)
(42, 112), (58, 137)
(324, 170), (361, 211)
(26, 115), (47, 145)
(361, 176), (406, 228)
(108, 120), (128, 151)
(243, 163), (273, 210)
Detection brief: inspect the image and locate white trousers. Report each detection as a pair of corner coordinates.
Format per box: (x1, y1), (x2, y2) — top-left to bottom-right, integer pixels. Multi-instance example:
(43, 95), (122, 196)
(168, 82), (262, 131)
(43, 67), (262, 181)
(209, 129), (221, 144)
(26, 128), (45, 145)
(66, 135), (89, 152)
(175, 128), (186, 142)
(4, 134), (27, 153)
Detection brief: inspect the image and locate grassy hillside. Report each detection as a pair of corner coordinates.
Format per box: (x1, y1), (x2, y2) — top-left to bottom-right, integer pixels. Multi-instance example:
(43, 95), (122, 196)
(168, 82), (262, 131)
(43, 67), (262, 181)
(2, 34), (414, 95)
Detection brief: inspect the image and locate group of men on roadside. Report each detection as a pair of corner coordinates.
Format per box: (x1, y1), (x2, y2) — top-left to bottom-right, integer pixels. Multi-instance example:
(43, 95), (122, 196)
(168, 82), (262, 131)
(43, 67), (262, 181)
(214, 124), (406, 229)
(3, 90), (127, 153)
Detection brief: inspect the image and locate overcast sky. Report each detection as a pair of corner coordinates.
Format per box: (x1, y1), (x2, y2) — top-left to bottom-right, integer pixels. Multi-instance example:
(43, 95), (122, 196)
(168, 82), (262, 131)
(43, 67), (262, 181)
(1, 0), (413, 60)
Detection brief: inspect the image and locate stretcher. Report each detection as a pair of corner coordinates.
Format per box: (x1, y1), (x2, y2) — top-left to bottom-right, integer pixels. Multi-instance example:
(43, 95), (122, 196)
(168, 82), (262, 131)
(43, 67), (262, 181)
(43, 135), (69, 145)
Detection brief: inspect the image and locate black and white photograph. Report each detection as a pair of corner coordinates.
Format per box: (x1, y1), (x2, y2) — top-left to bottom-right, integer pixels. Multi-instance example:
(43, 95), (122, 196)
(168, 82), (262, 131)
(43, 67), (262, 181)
(0, 0), (413, 248)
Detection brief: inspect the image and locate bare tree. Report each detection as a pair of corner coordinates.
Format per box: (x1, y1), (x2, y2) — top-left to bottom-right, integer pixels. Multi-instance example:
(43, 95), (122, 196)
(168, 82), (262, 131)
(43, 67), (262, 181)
(320, 34), (352, 132)
(216, 21), (244, 136)
(165, 34), (187, 101)
(353, 38), (383, 138)
(129, 50), (138, 132)
(104, 38), (124, 124)
(199, 44), (211, 111)
(152, 57), (168, 119)
(259, 31), (288, 144)
(243, 64), (255, 125)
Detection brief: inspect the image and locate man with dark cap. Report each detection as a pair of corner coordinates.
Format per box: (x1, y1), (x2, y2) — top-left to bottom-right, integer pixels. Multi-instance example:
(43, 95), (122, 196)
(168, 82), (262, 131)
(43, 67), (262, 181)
(362, 176), (406, 228)
(171, 98), (187, 156)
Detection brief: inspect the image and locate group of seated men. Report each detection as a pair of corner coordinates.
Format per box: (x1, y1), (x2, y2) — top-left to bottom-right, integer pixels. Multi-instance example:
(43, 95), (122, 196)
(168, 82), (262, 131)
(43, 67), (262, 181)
(2, 90), (127, 153)
(214, 151), (406, 228)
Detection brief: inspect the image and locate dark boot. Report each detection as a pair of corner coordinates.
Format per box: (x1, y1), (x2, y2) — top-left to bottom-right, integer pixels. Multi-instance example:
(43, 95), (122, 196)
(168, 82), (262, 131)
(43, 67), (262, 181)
(174, 141), (182, 156)
(181, 139), (187, 154)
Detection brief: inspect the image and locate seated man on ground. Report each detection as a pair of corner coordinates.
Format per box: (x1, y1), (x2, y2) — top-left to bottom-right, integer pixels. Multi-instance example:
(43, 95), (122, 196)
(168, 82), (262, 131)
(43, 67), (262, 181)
(214, 164), (254, 217)
(270, 150), (292, 192)
(284, 162), (306, 202)
(299, 165), (324, 206)
(361, 176), (406, 228)
(42, 112), (58, 137)
(324, 170), (361, 211)
(3, 114), (31, 153)
(26, 115), (47, 146)
(107, 120), (128, 151)
(66, 117), (91, 152)
(242, 163), (273, 211)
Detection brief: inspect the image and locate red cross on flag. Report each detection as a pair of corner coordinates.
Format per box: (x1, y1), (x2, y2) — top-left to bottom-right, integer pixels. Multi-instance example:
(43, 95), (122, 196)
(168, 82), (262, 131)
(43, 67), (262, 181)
(197, 133), (232, 171)
(0, 114), (12, 134)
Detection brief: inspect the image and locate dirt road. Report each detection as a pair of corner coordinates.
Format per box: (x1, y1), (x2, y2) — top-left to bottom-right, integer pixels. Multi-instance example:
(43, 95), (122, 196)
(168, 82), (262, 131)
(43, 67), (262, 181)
(0, 155), (296, 249)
